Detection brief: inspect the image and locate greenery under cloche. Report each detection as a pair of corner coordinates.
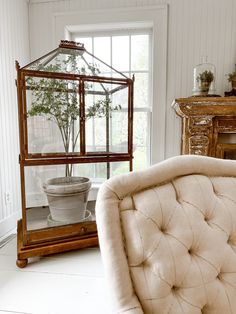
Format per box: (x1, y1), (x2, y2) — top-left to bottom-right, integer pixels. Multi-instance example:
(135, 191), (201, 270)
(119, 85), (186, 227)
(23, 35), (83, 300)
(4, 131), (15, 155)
(197, 70), (214, 84)
(227, 64), (236, 82)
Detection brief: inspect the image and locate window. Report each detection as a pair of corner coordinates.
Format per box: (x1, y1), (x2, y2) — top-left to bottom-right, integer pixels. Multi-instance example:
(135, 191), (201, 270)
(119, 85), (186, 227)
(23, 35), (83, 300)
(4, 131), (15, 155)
(73, 28), (152, 180)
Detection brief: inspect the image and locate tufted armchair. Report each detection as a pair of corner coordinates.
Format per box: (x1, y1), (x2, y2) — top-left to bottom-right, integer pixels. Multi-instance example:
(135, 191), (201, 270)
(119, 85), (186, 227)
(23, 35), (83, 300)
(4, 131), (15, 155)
(95, 155), (236, 314)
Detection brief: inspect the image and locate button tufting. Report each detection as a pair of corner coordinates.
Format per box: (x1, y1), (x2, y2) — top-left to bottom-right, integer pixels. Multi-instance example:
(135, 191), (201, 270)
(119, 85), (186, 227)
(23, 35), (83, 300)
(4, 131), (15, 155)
(176, 197), (182, 203)
(188, 248), (193, 255)
(204, 216), (212, 225)
(227, 236), (233, 245)
(217, 273), (222, 280)
(201, 304), (208, 313)
(99, 165), (236, 313)
(160, 226), (166, 233)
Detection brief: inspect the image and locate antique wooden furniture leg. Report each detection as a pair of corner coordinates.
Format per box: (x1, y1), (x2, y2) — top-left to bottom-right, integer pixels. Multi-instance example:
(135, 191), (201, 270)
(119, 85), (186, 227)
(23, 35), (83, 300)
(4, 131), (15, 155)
(16, 220), (28, 268)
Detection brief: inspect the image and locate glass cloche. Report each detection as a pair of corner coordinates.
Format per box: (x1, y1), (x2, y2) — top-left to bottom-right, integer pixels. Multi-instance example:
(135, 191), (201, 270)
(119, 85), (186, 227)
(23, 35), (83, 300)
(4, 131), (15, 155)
(193, 57), (216, 96)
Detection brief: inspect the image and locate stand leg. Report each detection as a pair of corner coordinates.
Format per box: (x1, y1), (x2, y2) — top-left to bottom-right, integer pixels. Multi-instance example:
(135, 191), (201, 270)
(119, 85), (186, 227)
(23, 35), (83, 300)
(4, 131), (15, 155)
(16, 258), (28, 268)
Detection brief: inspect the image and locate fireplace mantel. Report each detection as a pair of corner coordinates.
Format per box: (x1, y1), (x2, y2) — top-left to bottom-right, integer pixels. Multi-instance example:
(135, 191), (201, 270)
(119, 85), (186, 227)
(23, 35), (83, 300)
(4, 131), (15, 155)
(172, 97), (236, 158)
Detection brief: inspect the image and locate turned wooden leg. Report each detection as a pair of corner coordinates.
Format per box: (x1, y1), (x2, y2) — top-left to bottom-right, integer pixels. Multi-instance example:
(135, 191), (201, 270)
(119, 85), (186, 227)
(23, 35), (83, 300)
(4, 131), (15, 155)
(16, 258), (28, 268)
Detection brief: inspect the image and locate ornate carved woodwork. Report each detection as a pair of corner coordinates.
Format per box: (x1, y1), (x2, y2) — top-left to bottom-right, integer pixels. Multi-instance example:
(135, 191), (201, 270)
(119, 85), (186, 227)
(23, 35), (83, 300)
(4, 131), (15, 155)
(172, 97), (236, 158)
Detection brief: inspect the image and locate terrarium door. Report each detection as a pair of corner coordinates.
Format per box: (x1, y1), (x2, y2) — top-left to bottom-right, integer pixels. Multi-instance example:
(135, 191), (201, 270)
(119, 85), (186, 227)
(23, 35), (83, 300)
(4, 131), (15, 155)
(23, 74), (132, 162)
(24, 74), (83, 158)
(20, 162), (97, 246)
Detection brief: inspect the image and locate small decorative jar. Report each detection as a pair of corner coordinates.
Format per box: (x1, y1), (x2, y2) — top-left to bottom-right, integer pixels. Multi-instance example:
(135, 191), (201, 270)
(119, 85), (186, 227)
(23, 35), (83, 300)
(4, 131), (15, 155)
(193, 56), (216, 96)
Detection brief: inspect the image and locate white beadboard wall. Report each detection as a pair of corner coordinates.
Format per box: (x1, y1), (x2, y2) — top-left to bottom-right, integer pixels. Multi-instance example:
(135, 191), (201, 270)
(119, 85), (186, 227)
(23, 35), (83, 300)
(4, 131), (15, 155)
(0, 0), (30, 237)
(28, 0), (236, 160)
(6, 0), (236, 237)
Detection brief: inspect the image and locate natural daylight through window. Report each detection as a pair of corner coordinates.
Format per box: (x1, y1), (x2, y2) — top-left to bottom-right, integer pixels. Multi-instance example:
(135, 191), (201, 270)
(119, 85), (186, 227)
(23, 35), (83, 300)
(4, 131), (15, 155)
(73, 28), (152, 181)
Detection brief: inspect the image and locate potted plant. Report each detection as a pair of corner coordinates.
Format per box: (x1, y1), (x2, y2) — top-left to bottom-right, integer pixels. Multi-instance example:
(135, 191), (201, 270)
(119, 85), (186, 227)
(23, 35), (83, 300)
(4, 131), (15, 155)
(227, 64), (236, 89)
(197, 70), (214, 95)
(27, 58), (121, 223)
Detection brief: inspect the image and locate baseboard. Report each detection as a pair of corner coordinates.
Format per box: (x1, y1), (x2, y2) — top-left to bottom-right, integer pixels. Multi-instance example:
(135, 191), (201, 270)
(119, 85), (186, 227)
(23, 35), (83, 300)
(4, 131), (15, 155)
(0, 211), (21, 238)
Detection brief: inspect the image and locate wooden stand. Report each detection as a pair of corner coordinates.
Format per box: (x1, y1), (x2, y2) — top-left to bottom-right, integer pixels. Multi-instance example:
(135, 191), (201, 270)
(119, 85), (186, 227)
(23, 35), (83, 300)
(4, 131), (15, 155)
(16, 219), (98, 268)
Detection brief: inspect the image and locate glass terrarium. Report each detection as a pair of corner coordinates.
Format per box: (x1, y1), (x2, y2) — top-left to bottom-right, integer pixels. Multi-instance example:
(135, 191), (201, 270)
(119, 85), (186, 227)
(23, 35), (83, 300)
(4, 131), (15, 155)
(193, 57), (216, 96)
(15, 40), (134, 267)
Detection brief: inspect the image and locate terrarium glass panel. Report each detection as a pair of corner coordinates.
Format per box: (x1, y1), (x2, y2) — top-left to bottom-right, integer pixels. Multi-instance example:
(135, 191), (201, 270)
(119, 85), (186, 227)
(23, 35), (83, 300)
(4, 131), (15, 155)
(112, 83), (129, 109)
(26, 76), (81, 155)
(111, 111), (128, 153)
(111, 86), (129, 153)
(23, 44), (126, 79)
(84, 81), (128, 153)
(24, 164), (95, 231)
(73, 161), (129, 181)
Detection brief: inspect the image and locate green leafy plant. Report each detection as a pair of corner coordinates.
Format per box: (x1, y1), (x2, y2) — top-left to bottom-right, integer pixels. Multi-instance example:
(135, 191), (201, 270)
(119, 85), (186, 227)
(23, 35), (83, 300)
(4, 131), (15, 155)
(197, 70), (214, 83)
(227, 64), (236, 82)
(27, 58), (121, 176)
(196, 70), (214, 93)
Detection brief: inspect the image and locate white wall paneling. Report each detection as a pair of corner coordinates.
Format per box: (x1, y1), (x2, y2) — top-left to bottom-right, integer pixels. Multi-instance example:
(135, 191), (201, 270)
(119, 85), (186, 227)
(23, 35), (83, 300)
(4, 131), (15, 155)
(0, 0), (30, 237)
(29, 0), (236, 160)
(165, 0), (236, 157)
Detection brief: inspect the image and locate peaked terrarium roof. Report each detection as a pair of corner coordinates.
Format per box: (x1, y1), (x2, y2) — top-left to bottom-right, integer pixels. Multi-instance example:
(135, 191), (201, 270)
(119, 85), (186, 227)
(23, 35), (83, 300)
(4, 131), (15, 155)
(22, 40), (128, 80)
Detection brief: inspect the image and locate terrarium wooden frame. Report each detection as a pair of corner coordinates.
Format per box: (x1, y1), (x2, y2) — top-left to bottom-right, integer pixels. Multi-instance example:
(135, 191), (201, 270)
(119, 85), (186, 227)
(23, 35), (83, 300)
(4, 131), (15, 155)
(16, 40), (134, 267)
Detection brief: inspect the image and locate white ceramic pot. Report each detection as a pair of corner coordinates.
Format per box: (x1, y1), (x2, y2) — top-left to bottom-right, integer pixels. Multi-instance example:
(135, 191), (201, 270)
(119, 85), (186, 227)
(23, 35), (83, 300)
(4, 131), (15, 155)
(43, 176), (91, 223)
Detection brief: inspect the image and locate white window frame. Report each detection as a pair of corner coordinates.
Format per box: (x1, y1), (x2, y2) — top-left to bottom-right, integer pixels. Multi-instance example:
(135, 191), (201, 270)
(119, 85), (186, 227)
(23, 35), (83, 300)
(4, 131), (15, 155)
(52, 5), (168, 164)
(72, 28), (152, 170)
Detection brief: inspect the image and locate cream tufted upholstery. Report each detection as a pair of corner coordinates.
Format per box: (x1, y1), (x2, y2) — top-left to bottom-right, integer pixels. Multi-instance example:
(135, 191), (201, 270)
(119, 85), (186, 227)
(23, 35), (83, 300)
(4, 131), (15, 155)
(95, 155), (236, 314)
